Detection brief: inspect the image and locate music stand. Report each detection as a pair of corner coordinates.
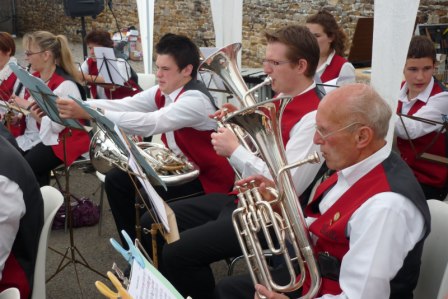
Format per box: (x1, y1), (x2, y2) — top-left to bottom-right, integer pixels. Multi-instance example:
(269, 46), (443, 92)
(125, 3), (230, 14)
(9, 63), (105, 294)
(398, 113), (448, 165)
(83, 47), (137, 97)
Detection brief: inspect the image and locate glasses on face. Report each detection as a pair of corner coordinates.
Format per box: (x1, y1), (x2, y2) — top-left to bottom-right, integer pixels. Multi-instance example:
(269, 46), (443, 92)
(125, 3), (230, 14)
(262, 59), (290, 67)
(315, 122), (363, 140)
(24, 50), (46, 57)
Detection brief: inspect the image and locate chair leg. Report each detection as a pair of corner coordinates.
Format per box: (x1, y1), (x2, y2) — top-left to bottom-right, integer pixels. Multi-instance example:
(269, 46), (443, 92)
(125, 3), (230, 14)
(97, 182), (105, 236)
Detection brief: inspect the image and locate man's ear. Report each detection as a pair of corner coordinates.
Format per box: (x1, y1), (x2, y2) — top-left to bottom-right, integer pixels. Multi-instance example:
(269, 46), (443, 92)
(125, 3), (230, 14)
(297, 58), (308, 75)
(356, 126), (373, 148)
(182, 64), (193, 77)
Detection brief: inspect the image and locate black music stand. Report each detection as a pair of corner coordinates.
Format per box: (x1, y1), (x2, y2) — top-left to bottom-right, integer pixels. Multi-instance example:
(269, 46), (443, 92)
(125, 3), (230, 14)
(398, 113), (448, 165)
(9, 63), (105, 295)
(83, 48), (137, 97)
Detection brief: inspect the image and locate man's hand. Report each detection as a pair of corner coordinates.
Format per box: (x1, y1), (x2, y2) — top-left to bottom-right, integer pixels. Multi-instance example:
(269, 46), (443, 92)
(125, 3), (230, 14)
(56, 98), (92, 120)
(254, 284), (289, 299)
(209, 103), (239, 121)
(210, 127), (239, 157)
(235, 175), (276, 201)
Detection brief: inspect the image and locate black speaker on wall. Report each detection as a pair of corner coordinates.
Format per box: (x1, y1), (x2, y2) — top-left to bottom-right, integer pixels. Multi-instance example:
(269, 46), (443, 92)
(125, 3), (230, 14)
(63, 0), (105, 18)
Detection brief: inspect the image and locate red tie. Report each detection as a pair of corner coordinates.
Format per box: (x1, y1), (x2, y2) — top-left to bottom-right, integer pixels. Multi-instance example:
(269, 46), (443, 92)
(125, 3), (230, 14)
(310, 172), (338, 204)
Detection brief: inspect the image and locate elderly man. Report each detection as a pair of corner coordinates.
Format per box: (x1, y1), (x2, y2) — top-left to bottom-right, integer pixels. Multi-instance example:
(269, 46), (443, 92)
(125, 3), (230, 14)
(215, 83), (430, 299)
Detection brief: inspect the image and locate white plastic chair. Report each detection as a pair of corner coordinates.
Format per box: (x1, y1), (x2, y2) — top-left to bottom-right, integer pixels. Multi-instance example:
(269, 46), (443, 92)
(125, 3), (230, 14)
(137, 73), (156, 90)
(95, 171), (106, 236)
(31, 186), (64, 299)
(414, 200), (448, 299)
(0, 288), (20, 299)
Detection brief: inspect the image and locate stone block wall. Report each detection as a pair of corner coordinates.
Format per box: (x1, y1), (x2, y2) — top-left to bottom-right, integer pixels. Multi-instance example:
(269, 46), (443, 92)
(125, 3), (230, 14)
(14, 0), (448, 67)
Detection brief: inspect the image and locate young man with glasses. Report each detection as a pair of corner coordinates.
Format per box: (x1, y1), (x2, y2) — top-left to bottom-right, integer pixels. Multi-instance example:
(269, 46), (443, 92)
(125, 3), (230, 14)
(216, 83), (430, 299)
(138, 25), (325, 299)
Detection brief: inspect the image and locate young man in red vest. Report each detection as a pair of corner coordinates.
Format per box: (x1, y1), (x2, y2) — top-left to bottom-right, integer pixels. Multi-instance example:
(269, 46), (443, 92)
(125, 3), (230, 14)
(138, 25), (325, 299)
(216, 83), (430, 299)
(56, 33), (235, 245)
(395, 35), (448, 200)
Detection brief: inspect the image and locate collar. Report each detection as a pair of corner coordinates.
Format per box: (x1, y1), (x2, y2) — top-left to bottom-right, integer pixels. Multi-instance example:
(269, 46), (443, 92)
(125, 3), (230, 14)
(277, 81), (316, 98)
(398, 77), (434, 104)
(337, 143), (390, 187)
(163, 85), (184, 102)
(0, 57), (17, 83)
(316, 50), (336, 74)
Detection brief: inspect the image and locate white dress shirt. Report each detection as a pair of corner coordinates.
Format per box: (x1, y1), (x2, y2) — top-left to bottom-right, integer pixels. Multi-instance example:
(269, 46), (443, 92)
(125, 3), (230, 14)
(0, 175), (25, 280)
(395, 77), (448, 139)
(229, 83), (323, 196)
(89, 84), (217, 156)
(316, 51), (356, 87)
(310, 145), (426, 299)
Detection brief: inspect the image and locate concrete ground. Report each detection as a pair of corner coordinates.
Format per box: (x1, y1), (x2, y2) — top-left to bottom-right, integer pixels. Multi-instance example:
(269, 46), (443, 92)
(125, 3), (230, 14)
(12, 37), (247, 298)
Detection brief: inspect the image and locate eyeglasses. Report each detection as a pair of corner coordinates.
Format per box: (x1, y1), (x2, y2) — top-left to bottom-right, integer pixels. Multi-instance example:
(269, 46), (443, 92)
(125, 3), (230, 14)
(24, 50), (46, 57)
(262, 59), (290, 67)
(315, 122), (364, 140)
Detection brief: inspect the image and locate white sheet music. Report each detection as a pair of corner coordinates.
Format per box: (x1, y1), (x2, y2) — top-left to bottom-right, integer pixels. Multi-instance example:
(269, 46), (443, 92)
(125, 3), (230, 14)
(94, 47), (126, 86)
(113, 125), (169, 232)
(128, 260), (183, 299)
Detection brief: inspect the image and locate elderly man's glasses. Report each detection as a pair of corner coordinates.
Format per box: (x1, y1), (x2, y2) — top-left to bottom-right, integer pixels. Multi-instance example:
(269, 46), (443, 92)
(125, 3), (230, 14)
(24, 50), (46, 56)
(315, 122), (363, 140)
(262, 59), (290, 67)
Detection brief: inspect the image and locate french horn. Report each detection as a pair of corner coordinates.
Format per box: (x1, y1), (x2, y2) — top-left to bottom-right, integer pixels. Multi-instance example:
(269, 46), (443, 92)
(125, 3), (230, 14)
(89, 129), (199, 186)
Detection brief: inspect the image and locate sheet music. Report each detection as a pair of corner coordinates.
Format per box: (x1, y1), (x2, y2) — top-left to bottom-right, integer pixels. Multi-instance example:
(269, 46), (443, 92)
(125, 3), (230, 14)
(94, 47), (126, 86)
(128, 260), (183, 299)
(9, 63), (85, 130)
(114, 125), (169, 231)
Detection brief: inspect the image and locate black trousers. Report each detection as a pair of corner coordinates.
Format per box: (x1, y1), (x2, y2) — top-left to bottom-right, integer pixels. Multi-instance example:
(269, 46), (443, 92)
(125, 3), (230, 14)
(140, 193), (241, 299)
(104, 167), (205, 246)
(213, 265), (302, 299)
(23, 142), (62, 186)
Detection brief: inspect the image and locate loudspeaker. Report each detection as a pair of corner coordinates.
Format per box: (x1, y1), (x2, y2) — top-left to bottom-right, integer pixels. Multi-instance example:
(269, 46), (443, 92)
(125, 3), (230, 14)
(63, 0), (105, 18)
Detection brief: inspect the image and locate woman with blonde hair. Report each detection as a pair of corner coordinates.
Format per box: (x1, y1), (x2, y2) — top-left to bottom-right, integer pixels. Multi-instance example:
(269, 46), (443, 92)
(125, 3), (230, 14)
(12, 31), (90, 186)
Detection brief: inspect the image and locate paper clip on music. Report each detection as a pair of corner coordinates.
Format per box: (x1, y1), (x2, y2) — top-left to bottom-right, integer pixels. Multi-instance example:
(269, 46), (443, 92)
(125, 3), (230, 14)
(95, 271), (132, 299)
(110, 230), (145, 268)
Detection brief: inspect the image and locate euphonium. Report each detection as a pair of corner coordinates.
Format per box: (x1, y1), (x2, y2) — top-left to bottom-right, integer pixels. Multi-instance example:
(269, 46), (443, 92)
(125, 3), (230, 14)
(89, 129), (199, 186)
(224, 98), (321, 297)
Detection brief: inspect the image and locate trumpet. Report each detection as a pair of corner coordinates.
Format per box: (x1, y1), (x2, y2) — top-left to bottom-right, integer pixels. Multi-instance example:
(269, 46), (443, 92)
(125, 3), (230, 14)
(89, 129), (199, 186)
(224, 98), (321, 297)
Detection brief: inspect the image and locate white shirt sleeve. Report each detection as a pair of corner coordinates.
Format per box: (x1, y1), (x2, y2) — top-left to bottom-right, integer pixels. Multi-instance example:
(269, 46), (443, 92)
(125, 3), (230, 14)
(229, 111), (323, 196)
(336, 62), (356, 86)
(39, 80), (82, 145)
(94, 87), (217, 137)
(0, 175), (26, 280)
(317, 192), (426, 299)
(395, 91), (448, 139)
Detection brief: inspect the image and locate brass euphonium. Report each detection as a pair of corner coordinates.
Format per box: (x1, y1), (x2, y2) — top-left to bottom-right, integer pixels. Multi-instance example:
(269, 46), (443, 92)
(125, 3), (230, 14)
(89, 129), (199, 186)
(223, 98), (321, 297)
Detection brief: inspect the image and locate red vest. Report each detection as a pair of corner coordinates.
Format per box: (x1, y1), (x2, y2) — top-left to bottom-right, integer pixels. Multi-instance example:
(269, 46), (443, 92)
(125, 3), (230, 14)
(303, 153), (430, 297)
(320, 55), (347, 83)
(25, 69), (90, 165)
(396, 82), (447, 188)
(278, 88), (322, 147)
(0, 253), (30, 299)
(0, 72), (24, 137)
(86, 58), (140, 99)
(155, 87), (235, 193)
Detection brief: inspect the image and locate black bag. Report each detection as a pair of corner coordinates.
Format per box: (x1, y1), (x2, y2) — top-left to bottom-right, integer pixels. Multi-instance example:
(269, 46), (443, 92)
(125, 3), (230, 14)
(52, 197), (100, 230)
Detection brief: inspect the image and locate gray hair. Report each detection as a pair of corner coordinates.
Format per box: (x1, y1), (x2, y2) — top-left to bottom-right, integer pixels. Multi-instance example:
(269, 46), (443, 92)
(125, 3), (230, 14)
(345, 84), (392, 139)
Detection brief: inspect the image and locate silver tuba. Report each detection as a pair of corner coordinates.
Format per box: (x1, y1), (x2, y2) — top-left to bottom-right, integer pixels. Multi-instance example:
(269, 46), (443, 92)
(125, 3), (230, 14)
(224, 98), (321, 297)
(89, 129), (199, 186)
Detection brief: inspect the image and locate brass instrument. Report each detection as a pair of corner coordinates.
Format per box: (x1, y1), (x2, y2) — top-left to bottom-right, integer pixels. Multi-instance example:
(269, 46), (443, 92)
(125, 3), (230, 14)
(224, 98), (321, 297)
(89, 129), (199, 186)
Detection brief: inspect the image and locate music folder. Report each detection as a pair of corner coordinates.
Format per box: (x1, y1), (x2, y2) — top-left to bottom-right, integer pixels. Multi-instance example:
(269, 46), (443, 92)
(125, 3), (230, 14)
(9, 62), (85, 130)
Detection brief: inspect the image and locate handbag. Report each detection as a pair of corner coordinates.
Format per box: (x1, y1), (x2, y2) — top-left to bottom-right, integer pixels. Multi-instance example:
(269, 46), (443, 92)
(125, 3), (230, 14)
(52, 196), (100, 230)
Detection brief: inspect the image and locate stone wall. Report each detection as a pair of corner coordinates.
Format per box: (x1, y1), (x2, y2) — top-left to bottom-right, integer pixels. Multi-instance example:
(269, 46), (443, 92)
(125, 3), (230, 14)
(14, 0), (448, 67)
